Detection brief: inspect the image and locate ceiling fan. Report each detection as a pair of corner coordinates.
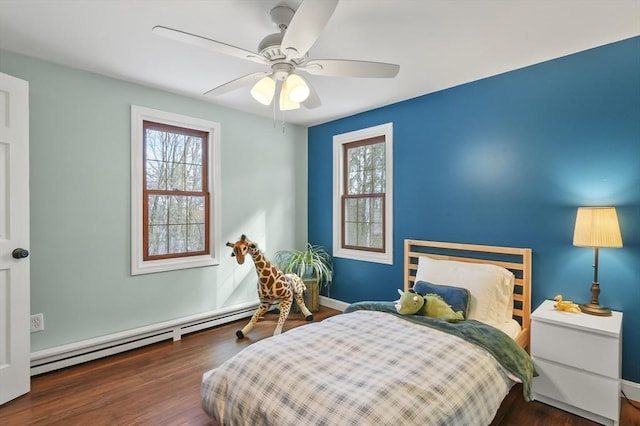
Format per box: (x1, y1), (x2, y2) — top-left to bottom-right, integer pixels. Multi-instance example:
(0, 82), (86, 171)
(153, 0), (400, 111)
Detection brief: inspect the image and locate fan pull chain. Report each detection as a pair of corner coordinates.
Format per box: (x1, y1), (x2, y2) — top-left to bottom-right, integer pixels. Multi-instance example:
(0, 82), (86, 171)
(270, 101), (285, 133)
(277, 103), (285, 133)
(272, 97), (276, 129)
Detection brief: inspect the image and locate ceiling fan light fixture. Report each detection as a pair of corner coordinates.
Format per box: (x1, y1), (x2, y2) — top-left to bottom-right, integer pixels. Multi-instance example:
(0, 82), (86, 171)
(279, 80), (300, 111)
(285, 73), (310, 103)
(154, 1), (399, 112)
(250, 76), (276, 105)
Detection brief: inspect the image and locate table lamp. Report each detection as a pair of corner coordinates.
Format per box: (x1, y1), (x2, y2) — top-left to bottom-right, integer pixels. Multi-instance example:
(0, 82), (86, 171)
(573, 206), (623, 316)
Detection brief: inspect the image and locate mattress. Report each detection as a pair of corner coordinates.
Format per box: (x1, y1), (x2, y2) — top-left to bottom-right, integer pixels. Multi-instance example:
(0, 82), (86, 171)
(497, 318), (522, 339)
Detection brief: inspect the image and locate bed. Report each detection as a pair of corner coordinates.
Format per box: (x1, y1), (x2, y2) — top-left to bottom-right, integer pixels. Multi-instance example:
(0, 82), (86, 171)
(201, 239), (534, 425)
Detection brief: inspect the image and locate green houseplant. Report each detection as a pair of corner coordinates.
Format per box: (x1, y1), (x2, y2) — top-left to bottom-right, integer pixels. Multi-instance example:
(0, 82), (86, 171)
(274, 243), (334, 296)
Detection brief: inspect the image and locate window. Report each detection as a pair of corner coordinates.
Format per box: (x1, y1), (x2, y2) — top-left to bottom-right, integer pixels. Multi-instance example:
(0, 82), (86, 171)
(143, 121), (208, 259)
(131, 106), (220, 275)
(342, 137), (386, 251)
(333, 123), (393, 264)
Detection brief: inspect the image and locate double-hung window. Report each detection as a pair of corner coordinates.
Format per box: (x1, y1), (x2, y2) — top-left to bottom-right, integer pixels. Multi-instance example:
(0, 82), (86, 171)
(333, 123), (393, 264)
(143, 121), (208, 259)
(131, 106), (221, 275)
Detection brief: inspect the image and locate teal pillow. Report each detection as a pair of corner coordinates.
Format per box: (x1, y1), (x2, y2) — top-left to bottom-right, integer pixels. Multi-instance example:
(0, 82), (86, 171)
(413, 281), (470, 319)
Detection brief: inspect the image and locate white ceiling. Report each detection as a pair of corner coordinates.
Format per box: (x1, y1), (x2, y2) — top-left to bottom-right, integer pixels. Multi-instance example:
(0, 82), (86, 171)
(1, 0), (638, 127)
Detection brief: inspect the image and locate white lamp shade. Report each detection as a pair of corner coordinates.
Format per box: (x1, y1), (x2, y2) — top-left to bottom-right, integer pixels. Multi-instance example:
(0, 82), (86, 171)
(279, 80), (300, 111)
(573, 207), (623, 248)
(285, 73), (310, 103)
(250, 76), (275, 105)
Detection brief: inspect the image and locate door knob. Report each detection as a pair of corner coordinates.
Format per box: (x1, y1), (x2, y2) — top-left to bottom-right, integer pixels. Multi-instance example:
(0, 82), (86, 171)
(12, 248), (29, 259)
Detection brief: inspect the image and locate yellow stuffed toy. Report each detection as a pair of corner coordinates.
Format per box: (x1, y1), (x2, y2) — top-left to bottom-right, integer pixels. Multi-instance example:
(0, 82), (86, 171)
(554, 294), (581, 313)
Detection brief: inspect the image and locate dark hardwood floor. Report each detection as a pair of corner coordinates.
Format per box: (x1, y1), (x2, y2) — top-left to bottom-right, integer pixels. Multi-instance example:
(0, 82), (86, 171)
(1, 306), (638, 425)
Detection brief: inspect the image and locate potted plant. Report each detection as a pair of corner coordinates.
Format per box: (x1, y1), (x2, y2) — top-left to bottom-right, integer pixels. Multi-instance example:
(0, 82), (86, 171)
(274, 243), (333, 311)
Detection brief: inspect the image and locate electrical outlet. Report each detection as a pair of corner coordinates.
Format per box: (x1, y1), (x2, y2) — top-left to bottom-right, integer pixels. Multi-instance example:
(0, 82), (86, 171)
(30, 313), (44, 333)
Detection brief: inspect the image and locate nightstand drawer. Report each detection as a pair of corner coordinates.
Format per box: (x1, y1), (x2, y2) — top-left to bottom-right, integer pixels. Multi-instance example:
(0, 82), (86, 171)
(533, 358), (620, 420)
(531, 320), (619, 378)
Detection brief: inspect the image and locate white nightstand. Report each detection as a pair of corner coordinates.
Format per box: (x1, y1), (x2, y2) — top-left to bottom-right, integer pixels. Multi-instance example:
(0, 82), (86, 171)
(531, 299), (622, 426)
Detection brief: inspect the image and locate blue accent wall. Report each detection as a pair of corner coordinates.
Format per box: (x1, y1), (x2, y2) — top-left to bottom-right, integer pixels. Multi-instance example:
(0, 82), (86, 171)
(308, 37), (640, 383)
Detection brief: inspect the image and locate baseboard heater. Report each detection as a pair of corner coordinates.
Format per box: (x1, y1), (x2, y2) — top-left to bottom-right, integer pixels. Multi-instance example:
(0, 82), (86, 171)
(30, 301), (259, 376)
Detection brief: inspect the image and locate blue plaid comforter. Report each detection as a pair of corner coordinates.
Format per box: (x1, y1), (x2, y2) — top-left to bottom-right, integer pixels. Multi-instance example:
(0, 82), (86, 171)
(201, 310), (530, 425)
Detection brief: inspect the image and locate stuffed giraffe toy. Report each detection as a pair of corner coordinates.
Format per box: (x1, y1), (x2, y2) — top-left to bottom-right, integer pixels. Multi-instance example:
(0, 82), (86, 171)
(226, 235), (314, 339)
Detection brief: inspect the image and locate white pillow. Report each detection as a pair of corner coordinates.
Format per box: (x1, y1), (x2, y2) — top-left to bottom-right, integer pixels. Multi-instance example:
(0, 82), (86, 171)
(415, 256), (514, 327)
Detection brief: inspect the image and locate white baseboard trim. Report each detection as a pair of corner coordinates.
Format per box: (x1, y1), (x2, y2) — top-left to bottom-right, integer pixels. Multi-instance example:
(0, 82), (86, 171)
(622, 379), (640, 403)
(30, 301), (259, 376)
(319, 295), (349, 312)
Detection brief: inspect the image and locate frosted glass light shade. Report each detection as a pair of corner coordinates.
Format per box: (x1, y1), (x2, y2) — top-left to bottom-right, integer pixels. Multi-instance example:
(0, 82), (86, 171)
(573, 207), (623, 248)
(285, 73), (310, 103)
(279, 80), (300, 111)
(250, 76), (275, 105)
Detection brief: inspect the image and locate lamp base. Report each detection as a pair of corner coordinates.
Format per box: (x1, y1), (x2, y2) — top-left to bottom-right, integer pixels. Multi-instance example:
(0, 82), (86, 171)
(580, 303), (612, 317)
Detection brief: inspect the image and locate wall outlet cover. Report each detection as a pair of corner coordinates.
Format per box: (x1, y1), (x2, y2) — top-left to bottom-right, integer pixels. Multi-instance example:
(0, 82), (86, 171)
(31, 313), (44, 332)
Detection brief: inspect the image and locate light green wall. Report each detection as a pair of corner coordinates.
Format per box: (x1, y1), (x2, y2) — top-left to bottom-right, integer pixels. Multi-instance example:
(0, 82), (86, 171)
(0, 50), (308, 351)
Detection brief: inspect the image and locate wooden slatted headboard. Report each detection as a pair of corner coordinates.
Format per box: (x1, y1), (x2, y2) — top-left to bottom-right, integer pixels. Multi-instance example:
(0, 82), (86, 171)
(404, 239), (532, 349)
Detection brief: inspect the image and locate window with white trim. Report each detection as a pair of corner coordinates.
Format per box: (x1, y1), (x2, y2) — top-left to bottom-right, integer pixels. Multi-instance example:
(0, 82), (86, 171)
(333, 123), (393, 264)
(131, 106), (221, 275)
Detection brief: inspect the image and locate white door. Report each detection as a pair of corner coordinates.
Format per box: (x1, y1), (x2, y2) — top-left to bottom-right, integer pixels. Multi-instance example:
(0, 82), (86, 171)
(0, 72), (30, 405)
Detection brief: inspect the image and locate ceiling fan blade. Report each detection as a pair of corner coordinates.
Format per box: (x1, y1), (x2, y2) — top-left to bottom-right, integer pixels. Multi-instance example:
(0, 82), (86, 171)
(301, 59), (400, 78)
(204, 72), (270, 96)
(153, 25), (266, 65)
(281, 0), (339, 60)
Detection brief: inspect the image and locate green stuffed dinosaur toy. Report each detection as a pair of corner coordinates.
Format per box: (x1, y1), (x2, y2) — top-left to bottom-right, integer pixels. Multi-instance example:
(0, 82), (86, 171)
(395, 289), (464, 322)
